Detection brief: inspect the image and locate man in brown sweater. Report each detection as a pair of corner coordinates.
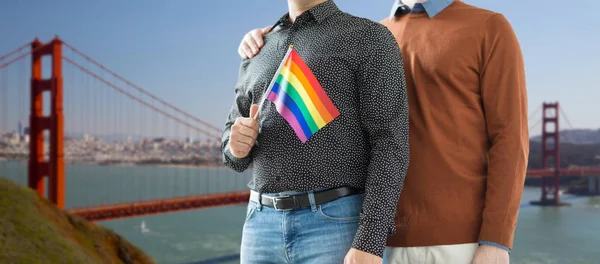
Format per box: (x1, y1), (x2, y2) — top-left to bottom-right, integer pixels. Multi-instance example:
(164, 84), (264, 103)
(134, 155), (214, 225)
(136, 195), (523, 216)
(236, 0), (529, 263)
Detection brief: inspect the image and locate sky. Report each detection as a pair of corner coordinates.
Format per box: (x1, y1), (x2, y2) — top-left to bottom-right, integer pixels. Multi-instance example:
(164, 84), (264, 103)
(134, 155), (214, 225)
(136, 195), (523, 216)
(1, 0), (599, 136)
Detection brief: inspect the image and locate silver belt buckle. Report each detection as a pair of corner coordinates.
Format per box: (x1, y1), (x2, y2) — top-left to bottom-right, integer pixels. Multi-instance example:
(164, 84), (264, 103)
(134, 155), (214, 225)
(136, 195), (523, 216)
(272, 195), (292, 211)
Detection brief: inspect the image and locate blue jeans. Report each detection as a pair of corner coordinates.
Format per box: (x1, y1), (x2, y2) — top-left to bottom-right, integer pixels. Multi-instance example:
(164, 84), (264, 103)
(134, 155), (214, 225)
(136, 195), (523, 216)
(240, 191), (364, 264)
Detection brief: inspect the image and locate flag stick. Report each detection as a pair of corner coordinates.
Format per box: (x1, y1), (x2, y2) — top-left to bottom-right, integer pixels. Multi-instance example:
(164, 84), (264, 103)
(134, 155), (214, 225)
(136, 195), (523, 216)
(252, 45), (294, 120)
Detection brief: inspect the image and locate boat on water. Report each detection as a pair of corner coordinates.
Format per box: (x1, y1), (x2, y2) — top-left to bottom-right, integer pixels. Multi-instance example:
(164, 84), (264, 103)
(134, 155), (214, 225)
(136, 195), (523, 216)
(140, 220), (150, 233)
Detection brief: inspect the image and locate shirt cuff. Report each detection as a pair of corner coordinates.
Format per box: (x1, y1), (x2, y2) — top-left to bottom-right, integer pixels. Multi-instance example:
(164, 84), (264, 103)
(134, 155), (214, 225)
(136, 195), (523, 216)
(224, 148), (245, 162)
(222, 146), (252, 172)
(479, 240), (512, 254)
(351, 220), (389, 258)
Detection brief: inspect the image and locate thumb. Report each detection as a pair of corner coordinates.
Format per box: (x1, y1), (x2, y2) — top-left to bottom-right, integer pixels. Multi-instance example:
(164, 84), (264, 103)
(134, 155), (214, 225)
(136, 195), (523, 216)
(262, 26), (272, 34)
(249, 104), (259, 120)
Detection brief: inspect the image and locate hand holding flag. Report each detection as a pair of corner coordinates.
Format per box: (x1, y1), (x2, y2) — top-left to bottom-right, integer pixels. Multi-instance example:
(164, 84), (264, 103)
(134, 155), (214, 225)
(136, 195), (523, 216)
(255, 45), (340, 143)
(229, 104), (260, 158)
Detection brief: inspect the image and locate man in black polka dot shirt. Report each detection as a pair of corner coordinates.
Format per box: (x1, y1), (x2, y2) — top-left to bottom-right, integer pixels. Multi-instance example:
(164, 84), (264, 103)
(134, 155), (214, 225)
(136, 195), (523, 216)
(221, 0), (409, 263)
(238, 1), (529, 264)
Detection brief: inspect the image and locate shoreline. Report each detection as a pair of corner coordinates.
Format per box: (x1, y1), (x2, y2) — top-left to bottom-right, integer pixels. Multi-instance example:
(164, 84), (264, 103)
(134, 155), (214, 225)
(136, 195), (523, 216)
(135, 163), (225, 169)
(0, 158), (226, 169)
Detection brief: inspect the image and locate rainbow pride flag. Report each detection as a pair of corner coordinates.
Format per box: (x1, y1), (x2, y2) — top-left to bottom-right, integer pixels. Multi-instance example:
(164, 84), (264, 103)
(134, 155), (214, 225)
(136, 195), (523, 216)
(258, 46), (340, 143)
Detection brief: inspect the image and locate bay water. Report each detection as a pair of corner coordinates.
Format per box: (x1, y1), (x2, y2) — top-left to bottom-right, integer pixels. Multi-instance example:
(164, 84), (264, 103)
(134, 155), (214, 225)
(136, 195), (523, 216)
(1, 160), (599, 264)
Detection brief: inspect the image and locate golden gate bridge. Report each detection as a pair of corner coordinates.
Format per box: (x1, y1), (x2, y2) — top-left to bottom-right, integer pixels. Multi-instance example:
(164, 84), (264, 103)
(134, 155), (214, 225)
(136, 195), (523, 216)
(1, 37), (599, 223)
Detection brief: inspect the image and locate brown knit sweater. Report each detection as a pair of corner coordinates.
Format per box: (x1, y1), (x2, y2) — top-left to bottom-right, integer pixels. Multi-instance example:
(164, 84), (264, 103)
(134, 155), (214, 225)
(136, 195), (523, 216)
(381, 0), (529, 249)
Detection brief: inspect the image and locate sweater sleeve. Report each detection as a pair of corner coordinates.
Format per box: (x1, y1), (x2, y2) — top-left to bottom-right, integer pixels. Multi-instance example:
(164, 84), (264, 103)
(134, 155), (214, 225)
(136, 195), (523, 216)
(478, 13), (529, 250)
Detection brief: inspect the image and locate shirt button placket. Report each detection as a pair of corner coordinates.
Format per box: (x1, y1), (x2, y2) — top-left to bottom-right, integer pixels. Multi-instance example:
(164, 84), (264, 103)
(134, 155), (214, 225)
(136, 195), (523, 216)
(287, 19), (302, 48)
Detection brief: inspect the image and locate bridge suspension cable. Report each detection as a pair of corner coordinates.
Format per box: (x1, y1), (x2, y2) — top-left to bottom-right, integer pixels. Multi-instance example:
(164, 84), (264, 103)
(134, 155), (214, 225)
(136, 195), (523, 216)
(0, 42), (47, 70)
(0, 42), (31, 62)
(528, 104), (542, 133)
(559, 106), (582, 143)
(62, 56), (221, 139)
(61, 41), (223, 136)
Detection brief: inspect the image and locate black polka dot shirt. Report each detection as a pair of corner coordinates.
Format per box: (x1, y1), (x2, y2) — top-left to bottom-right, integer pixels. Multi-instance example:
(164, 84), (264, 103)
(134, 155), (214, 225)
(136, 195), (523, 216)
(221, 0), (409, 257)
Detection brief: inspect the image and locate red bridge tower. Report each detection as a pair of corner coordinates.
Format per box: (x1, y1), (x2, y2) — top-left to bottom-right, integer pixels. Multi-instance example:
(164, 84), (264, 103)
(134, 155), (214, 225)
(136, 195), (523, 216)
(531, 102), (567, 206)
(28, 37), (65, 209)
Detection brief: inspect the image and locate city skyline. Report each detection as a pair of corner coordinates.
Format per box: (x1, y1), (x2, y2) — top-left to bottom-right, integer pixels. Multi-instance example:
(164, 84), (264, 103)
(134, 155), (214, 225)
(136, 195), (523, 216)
(1, 0), (599, 134)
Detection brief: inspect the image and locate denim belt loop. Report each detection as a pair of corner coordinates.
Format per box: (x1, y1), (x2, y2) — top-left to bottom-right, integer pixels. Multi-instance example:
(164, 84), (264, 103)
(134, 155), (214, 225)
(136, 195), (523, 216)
(308, 191), (317, 212)
(257, 191), (263, 211)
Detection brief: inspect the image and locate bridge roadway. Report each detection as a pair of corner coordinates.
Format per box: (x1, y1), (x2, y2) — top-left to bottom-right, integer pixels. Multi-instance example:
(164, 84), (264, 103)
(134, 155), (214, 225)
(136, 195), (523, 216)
(68, 191), (250, 221)
(68, 168), (600, 222)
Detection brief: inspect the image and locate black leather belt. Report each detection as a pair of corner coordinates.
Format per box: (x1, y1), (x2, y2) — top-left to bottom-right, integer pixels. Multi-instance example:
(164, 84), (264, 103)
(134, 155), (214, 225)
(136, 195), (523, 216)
(250, 186), (363, 211)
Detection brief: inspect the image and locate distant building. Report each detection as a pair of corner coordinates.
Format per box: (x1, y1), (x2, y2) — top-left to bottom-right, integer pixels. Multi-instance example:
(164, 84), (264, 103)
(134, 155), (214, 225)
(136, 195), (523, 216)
(18, 121), (23, 136)
(9, 133), (20, 144)
(186, 137), (194, 144)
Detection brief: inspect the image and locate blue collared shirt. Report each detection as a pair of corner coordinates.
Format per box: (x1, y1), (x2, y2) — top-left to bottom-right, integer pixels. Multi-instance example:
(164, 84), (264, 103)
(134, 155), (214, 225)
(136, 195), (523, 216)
(387, 0), (513, 255)
(389, 0), (453, 18)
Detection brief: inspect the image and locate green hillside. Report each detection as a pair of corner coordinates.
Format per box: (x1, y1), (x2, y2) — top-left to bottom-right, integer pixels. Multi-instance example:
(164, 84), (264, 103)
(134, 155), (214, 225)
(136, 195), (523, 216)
(0, 177), (155, 264)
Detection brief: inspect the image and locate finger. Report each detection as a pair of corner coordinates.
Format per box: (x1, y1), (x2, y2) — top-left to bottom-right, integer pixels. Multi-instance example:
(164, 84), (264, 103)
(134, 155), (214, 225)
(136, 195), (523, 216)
(233, 118), (244, 127)
(229, 141), (251, 157)
(245, 31), (261, 54)
(250, 29), (265, 49)
(239, 117), (258, 129)
(232, 123), (255, 139)
(239, 43), (253, 59)
(261, 25), (272, 35)
(238, 45), (248, 59)
(249, 104), (259, 120)
(237, 38), (249, 59)
(236, 125), (259, 139)
(231, 123), (240, 136)
(231, 130), (254, 146)
(232, 133), (255, 147)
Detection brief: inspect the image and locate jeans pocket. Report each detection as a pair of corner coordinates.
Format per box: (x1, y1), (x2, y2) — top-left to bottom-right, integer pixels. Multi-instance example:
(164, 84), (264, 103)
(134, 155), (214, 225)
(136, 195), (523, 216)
(245, 202), (258, 222)
(317, 194), (363, 223)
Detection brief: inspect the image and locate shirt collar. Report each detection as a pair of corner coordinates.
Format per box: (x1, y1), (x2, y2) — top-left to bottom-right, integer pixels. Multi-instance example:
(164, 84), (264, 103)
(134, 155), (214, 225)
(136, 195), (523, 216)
(273, 0), (341, 30)
(309, 0), (341, 23)
(389, 0), (454, 19)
